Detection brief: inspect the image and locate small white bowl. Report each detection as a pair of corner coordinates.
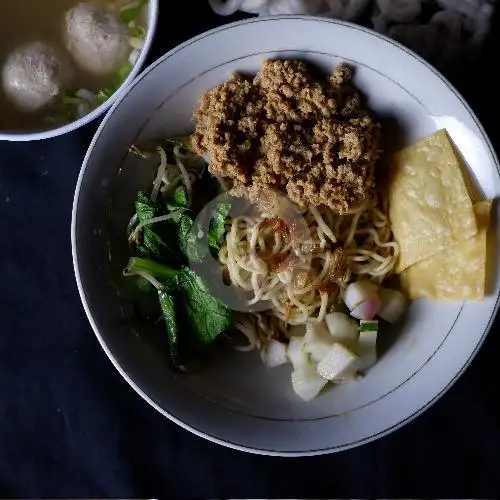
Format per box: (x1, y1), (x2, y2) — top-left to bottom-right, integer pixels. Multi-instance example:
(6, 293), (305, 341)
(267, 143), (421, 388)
(72, 16), (500, 455)
(0, 0), (158, 142)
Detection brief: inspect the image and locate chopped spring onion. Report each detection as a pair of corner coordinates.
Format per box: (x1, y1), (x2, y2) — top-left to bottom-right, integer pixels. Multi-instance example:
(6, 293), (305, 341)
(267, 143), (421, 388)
(117, 61), (134, 83)
(51, 62), (135, 125)
(49, 89), (94, 123)
(360, 320), (378, 333)
(120, 0), (148, 23)
(96, 88), (114, 105)
(95, 62), (134, 105)
(128, 21), (146, 39)
(358, 320), (379, 370)
(129, 36), (144, 50)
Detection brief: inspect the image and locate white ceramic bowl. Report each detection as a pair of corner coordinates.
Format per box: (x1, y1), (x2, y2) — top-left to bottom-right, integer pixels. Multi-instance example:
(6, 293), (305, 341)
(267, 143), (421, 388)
(72, 16), (500, 455)
(0, 0), (158, 142)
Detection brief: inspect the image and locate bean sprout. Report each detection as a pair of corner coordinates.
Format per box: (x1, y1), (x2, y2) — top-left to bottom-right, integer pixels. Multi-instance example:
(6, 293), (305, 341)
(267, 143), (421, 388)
(128, 212), (183, 243)
(151, 146), (167, 202)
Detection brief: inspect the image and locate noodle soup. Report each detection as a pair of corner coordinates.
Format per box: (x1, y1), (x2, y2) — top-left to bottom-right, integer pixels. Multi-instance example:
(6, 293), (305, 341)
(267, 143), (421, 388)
(0, 0), (149, 132)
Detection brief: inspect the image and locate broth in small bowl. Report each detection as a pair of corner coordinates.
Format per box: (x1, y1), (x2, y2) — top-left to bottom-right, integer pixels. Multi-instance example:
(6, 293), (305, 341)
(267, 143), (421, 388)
(0, 0), (158, 141)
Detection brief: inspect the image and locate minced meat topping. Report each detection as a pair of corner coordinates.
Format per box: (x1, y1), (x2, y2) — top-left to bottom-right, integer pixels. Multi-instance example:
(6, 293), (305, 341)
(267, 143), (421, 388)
(192, 59), (380, 214)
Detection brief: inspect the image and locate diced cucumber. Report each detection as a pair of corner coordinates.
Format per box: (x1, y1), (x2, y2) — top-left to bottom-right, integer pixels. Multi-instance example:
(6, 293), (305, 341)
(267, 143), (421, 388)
(260, 340), (288, 368)
(291, 364), (328, 401)
(325, 312), (359, 346)
(287, 336), (309, 370)
(303, 322), (333, 363)
(317, 343), (360, 381)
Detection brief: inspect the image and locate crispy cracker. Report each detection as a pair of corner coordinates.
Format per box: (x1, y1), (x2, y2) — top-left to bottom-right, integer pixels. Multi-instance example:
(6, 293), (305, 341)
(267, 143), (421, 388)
(389, 129), (477, 272)
(400, 201), (492, 301)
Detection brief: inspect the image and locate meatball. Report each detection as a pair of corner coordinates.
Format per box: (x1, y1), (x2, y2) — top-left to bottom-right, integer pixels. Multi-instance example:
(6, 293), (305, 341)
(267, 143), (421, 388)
(2, 42), (66, 112)
(64, 2), (129, 75)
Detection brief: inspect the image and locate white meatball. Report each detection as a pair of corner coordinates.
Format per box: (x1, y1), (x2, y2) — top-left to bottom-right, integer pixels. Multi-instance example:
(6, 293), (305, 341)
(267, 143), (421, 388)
(2, 42), (66, 112)
(64, 2), (129, 75)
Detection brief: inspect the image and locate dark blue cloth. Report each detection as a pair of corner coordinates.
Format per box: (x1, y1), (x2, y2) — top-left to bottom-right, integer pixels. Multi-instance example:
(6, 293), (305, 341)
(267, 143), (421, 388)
(1, 1), (499, 497)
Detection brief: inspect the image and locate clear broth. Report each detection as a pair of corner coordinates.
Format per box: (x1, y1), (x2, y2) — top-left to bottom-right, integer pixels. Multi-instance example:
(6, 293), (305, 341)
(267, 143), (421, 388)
(0, 0), (145, 132)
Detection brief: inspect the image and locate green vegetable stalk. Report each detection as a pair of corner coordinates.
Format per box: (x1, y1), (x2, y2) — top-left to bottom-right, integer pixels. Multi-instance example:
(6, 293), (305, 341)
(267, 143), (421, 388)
(158, 291), (180, 368)
(120, 0), (148, 23)
(124, 141), (234, 369)
(208, 200), (231, 256)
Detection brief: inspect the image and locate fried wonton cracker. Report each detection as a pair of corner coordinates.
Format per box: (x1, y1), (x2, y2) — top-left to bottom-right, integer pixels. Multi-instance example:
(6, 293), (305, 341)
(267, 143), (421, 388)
(389, 129), (477, 272)
(400, 201), (492, 300)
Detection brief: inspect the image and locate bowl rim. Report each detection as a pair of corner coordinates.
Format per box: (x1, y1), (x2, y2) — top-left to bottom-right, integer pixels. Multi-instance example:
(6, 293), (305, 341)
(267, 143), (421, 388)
(72, 15), (500, 456)
(0, 0), (159, 142)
